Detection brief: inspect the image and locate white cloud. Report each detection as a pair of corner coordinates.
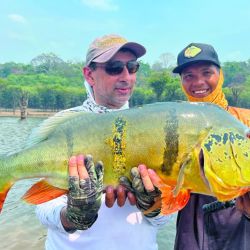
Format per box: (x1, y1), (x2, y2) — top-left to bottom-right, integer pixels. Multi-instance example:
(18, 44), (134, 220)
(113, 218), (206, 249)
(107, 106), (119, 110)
(81, 0), (119, 11)
(8, 14), (27, 24)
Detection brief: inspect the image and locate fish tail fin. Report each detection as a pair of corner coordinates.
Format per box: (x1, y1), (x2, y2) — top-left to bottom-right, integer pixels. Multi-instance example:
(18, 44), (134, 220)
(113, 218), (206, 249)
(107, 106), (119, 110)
(22, 179), (67, 205)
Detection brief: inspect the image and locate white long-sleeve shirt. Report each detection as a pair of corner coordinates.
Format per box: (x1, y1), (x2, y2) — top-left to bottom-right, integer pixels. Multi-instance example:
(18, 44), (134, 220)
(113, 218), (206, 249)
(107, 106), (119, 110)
(36, 195), (171, 250)
(35, 95), (171, 250)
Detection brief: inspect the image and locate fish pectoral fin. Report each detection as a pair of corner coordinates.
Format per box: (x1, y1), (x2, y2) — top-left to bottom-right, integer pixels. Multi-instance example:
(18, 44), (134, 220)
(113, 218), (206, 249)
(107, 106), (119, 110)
(0, 182), (13, 213)
(152, 176), (190, 215)
(22, 179), (67, 205)
(160, 186), (190, 215)
(172, 158), (190, 197)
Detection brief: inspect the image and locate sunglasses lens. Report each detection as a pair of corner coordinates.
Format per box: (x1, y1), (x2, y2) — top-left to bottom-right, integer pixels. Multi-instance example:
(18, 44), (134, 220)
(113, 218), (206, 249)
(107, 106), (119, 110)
(127, 61), (139, 74)
(105, 61), (139, 75)
(105, 61), (124, 75)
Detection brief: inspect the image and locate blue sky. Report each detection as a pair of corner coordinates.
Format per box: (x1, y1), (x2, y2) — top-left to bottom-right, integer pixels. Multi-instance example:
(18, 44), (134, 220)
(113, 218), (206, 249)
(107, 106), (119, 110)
(1, 0), (250, 65)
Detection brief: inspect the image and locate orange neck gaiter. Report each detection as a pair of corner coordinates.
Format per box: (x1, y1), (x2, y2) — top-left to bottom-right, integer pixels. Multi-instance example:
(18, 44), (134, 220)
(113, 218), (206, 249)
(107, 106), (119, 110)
(182, 69), (228, 110)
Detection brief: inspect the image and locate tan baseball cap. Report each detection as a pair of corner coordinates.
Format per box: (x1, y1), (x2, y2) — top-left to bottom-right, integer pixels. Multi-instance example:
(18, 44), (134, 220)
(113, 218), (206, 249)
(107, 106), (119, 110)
(85, 34), (146, 66)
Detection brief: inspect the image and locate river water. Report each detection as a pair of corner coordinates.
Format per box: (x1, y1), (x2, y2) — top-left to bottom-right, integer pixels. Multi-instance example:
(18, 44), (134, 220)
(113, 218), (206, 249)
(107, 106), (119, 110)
(0, 117), (176, 250)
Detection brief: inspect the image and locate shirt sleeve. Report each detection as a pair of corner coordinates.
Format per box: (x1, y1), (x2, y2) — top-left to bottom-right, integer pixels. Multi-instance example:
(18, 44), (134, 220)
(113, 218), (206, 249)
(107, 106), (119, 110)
(35, 195), (68, 234)
(144, 213), (174, 228)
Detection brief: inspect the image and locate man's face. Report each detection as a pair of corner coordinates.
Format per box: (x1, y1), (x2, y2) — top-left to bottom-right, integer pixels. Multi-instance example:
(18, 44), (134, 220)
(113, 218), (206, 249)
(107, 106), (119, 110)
(180, 62), (220, 98)
(84, 51), (137, 109)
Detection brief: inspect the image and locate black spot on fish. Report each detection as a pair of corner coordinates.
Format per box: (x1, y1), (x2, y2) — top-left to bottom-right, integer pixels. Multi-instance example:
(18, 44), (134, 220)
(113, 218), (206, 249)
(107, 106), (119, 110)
(161, 108), (178, 175)
(211, 134), (222, 143)
(235, 134), (245, 140)
(243, 152), (249, 157)
(223, 133), (228, 145)
(110, 116), (127, 178)
(204, 140), (213, 152)
(113, 117), (126, 155)
(229, 132), (236, 143)
(65, 127), (74, 157)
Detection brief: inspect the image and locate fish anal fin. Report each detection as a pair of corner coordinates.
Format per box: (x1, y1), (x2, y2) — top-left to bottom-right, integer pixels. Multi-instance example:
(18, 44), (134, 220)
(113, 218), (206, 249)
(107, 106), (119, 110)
(0, 183), (13, 213)
(22, 179), (67, 205)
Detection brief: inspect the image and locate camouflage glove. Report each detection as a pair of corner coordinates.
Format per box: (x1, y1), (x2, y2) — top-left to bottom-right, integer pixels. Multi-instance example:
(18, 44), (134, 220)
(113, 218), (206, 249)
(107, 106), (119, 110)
(66, 155), (103, 230)
(120, 167), (161, 218)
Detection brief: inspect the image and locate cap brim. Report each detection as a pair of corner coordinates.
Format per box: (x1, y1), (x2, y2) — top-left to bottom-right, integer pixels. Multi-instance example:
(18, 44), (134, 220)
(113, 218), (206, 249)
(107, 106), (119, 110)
(92, 42), (146, 64)
(172, 60), (220, 74)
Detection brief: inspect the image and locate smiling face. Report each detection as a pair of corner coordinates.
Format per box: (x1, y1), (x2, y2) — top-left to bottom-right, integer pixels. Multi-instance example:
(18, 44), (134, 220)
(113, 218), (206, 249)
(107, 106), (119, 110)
(180, 62), (220, 98)
(83, 50), (137, 109)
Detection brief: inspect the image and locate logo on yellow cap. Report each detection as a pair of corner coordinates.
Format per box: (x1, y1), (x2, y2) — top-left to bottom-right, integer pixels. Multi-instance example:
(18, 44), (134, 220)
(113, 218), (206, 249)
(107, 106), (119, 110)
(184, 46), (201, 58)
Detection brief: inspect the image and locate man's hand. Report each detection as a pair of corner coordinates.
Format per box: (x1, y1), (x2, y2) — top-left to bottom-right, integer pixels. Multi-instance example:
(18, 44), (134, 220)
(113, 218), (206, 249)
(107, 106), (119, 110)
(236, 192), (250, 219)
(119, 164), (161, 217)
(105, 185), (136, 208)
(61, 154), (103, 232)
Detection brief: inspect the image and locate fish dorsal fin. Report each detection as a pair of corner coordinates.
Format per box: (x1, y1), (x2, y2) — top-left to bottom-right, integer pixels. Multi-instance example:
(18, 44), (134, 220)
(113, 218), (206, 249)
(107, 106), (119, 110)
(25, 111), (86, 148)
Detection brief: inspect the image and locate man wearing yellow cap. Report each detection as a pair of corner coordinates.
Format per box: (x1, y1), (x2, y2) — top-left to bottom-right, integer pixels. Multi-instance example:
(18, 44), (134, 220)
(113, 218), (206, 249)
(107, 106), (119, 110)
(35, 34), (170, 250)
(172, 43), (250, 250)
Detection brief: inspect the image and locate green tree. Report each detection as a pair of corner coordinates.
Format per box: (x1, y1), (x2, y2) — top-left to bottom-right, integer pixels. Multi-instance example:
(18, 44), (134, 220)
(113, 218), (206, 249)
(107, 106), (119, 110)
(148, 71), (169, 101)
(130, 87), (155, 106)
(163, 77), (184, 101)
(31, 53), (65, 74)
(223, 61), (248, 87)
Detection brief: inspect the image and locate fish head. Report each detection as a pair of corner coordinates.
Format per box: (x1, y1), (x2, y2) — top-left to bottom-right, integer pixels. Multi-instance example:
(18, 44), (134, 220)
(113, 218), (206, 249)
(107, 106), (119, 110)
(201, 128), (250, 201)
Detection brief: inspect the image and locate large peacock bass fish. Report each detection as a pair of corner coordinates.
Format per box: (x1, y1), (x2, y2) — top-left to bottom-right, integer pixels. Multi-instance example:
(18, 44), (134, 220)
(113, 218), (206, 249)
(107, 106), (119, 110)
(1, 101), (250, 215)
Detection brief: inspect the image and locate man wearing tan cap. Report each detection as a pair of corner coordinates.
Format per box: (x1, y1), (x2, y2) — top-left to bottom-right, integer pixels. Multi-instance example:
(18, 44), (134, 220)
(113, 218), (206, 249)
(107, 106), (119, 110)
(36, 34), (170, 250)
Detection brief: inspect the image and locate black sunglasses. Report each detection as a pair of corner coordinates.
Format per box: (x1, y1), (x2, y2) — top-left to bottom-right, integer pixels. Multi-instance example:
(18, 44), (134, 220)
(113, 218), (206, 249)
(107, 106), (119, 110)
(95, 60), (140, 75)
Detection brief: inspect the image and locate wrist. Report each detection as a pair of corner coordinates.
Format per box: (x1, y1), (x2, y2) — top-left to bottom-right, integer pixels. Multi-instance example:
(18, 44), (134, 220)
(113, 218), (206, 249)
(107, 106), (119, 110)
(60, 207), (77, 233)
(144, 208), (161, 218)
(64, 204), (99, 231)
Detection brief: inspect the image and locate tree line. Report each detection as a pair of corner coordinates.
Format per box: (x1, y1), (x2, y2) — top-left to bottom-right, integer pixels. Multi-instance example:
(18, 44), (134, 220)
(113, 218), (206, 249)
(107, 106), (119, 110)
(1, 53), (250, 113)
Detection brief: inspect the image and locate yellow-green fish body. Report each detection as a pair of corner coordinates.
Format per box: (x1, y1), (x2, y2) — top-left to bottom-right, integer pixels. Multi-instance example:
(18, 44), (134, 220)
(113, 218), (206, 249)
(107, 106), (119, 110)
(1, 102), (250, 213)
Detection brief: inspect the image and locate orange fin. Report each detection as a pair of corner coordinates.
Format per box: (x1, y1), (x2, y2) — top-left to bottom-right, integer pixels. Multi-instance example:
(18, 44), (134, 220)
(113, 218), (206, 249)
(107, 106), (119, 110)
(153, 177), (190, 215)
(0, 183), (13, 213)
(160, 185), (190, 215)
(22, 179), (67, 205)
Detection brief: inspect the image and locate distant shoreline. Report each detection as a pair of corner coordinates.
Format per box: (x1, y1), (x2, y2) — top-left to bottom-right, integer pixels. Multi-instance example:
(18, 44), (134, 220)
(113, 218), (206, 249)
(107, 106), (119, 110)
(0, 108), (57, 118)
